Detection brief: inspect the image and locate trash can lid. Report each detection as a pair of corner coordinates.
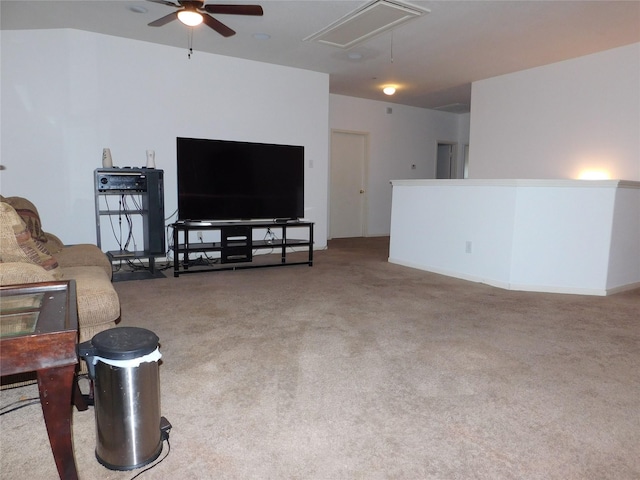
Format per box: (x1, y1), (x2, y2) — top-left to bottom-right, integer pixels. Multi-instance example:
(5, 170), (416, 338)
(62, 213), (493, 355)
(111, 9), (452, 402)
(91, 327), (159, 360)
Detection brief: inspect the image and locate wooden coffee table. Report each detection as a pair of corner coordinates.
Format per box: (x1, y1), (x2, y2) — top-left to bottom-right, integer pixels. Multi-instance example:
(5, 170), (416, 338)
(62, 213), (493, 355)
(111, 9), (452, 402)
(0, 280), (86, 480)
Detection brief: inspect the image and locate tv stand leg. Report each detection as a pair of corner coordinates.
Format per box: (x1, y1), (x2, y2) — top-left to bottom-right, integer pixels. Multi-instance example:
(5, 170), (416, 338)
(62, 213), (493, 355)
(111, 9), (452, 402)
(281, 226), (287, 263)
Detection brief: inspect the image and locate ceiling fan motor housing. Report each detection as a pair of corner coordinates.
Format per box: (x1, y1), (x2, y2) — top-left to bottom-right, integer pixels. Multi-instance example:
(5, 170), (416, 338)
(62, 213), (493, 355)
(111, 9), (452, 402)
(147, 0), (264, 37)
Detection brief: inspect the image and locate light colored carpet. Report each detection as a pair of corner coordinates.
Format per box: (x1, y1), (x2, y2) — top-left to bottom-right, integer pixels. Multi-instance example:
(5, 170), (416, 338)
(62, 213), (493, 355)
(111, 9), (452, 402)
(1, 237), (639, 479)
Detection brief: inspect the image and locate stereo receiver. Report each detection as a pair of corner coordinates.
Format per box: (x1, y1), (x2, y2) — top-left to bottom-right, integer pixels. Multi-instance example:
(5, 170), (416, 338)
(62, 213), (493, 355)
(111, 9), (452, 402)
(96, 169), (148, 192)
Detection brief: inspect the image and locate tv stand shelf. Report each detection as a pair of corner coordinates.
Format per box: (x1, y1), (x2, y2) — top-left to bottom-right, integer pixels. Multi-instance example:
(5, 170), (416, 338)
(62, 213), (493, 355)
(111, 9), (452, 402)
(170, 220), (314, 277)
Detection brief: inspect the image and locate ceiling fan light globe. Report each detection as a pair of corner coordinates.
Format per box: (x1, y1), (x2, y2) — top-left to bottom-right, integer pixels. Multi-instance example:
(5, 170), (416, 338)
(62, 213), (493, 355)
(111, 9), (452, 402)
(178, 10), (203, 27)
(383, 86), (396, 95)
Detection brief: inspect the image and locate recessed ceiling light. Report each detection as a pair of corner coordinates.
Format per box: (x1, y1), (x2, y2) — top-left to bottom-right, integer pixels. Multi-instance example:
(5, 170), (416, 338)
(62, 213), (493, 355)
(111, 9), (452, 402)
(129, 5), (148, 14)
(383, 86), (396, 95)
(253, 33), (271, 40)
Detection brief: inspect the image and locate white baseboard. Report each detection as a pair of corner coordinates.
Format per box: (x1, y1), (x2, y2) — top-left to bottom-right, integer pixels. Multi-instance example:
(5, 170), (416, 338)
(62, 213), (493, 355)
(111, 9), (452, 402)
(606, 282), (640, 296)
(387, 257), (638, 296)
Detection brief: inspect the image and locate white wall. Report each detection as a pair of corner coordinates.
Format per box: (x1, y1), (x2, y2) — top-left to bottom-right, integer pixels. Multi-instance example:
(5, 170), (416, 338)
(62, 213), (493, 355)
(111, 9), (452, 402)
(390, 179), (640, 295)
(0, 29), (329, 250)
(390, 182), (517, 283)
(607, 185), (640, 288)
(469, 43), (640, 181)
(329, 94), (468, 236)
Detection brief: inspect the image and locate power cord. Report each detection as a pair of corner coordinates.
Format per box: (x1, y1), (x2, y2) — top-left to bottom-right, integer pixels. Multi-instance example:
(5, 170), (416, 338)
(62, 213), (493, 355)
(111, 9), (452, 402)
(0, 397), (40, 416)
(265, 227), (277, 244)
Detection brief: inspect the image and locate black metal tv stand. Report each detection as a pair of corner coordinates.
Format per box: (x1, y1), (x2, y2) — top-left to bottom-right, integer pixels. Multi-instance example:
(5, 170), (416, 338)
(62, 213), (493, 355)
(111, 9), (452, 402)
(170, 220), (314, 277)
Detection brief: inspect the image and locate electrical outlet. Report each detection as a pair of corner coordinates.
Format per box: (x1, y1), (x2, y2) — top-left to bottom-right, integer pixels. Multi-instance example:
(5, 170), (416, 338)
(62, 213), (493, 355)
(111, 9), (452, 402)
(197, 231), (203, 242)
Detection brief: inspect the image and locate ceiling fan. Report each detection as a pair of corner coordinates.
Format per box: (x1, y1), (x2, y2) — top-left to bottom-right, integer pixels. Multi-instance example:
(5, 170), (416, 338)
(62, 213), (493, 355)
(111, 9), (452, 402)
(147, 1), (263, 37)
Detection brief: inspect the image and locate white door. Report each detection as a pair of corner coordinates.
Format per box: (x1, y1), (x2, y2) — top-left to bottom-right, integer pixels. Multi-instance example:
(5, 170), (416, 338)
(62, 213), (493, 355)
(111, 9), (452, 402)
(330, 130), (367, 238)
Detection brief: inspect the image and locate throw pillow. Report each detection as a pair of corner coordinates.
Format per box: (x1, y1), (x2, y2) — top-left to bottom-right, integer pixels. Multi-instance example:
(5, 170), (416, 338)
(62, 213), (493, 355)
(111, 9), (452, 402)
(2, 196), (48, 243)
(0, 202), (63, 279)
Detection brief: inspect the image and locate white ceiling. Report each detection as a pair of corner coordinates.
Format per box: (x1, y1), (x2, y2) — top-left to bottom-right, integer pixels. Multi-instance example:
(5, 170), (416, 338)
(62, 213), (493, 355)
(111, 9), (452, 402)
(2, 0), (639, 112)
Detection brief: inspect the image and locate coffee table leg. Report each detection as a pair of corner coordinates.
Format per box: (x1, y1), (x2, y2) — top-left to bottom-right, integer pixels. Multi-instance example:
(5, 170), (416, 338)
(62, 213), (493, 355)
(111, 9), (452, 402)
(37, 365), (79, 480)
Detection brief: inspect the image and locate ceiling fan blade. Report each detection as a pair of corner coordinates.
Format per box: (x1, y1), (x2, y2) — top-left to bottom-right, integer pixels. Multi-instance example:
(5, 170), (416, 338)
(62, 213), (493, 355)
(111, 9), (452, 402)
(146, 0), (180, 7)
(202, 14), (236, 37)
(203, 5), (264, 16)
(148, 11), (179, 27)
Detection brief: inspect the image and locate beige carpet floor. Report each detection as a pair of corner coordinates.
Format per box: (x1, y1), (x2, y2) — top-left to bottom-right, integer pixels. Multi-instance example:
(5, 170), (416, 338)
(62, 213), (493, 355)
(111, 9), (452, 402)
(1, 237), (639, 479)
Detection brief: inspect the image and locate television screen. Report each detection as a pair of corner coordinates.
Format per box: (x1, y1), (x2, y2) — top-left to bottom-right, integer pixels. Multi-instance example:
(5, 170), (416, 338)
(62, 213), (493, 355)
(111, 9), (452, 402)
(177, 137), (304, 221)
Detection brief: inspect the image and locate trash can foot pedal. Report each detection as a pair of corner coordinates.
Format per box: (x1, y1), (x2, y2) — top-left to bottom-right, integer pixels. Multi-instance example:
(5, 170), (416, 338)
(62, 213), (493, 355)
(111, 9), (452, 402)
(160, 416), (172, 440)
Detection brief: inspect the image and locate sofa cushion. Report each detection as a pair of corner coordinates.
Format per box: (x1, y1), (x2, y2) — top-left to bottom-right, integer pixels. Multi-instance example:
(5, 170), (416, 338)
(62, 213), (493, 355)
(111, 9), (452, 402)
(0, 203), (62, 279)
(43, 232), (64, 255)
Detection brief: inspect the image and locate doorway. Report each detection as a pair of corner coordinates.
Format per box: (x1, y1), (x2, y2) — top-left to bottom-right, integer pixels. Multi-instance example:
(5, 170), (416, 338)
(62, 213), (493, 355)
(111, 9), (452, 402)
(329, 130), (368, 238)
(436, 142), (458, 179)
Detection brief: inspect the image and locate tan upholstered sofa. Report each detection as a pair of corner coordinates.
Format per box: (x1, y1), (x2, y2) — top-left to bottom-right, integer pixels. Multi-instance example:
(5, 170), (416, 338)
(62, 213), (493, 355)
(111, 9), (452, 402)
(0, 196), (120, 380)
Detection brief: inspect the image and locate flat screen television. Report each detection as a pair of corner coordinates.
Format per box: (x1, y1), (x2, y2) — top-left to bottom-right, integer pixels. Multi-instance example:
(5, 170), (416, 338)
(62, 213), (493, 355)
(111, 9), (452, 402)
(177, 137), (304, 221)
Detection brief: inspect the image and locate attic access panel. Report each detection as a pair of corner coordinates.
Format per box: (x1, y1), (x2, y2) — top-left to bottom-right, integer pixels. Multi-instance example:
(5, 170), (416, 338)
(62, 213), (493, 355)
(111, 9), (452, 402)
(304, 0), (429, 49)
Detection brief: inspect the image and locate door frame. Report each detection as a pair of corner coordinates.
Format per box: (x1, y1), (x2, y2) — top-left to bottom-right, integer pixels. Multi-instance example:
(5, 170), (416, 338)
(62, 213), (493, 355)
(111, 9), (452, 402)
(329, 129), (370, 239)
(463, 143), (470, 179)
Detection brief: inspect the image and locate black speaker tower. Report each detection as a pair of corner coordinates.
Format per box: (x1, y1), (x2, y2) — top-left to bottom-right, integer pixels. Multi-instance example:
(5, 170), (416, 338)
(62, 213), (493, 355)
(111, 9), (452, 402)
(142, 169), (165, 255)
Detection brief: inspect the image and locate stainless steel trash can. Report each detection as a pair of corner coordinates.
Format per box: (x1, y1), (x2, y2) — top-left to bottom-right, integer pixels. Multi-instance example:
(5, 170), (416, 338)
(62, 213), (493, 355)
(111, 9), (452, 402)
(78, 327), (163, 471)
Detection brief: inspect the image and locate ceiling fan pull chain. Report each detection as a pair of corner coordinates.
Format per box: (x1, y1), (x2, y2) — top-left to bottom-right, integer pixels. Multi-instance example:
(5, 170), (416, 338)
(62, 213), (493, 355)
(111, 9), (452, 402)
(187, 27), (194, 59)
(390, 30), (394, 64)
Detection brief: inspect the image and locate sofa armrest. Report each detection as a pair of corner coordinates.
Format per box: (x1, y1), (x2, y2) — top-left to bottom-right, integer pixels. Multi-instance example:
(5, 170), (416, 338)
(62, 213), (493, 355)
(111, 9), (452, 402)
(0, 262), (57, 286)
(54, 245), (112, 280)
